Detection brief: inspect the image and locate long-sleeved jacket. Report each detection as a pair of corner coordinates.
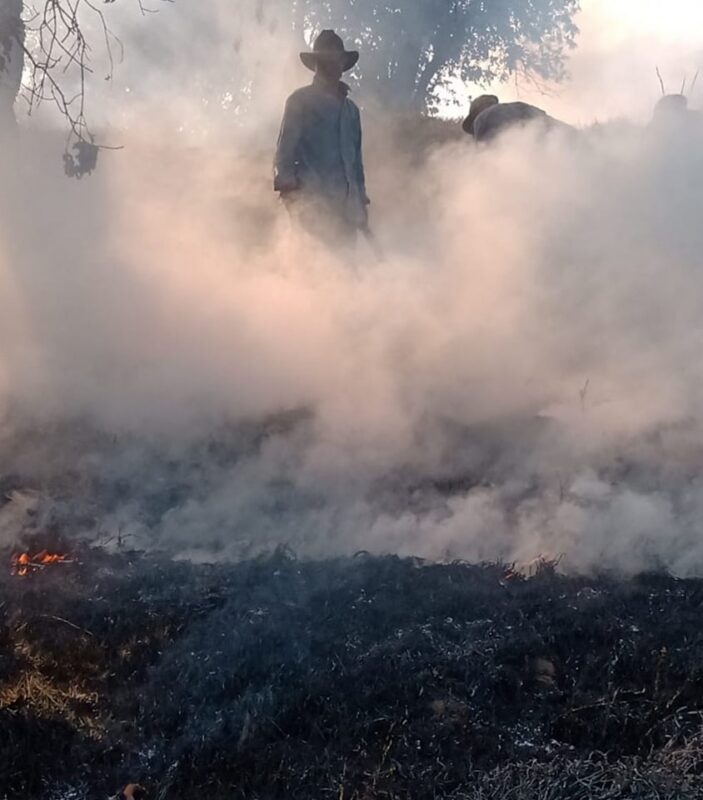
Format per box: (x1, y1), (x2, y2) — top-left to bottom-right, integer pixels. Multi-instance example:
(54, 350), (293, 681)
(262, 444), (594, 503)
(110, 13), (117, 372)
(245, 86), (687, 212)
(473, 102), (571, 143)
(274, 77), (369, 228)
(473, 102), (548, 142)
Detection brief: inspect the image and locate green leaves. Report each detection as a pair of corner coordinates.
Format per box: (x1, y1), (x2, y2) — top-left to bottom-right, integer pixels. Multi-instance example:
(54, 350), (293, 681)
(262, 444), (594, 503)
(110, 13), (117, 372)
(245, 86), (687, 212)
(299, 0), (581, 110)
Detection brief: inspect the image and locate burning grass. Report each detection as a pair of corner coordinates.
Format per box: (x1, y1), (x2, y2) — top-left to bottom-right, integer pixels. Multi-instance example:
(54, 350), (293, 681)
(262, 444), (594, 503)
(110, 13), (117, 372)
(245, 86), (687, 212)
(3, 546), (703, 798)
(11, 550), (71, 577)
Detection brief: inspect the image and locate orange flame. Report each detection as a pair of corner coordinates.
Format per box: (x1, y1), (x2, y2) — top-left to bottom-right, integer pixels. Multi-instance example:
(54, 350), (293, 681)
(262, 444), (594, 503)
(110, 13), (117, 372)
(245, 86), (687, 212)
(11, 550), (70, 576)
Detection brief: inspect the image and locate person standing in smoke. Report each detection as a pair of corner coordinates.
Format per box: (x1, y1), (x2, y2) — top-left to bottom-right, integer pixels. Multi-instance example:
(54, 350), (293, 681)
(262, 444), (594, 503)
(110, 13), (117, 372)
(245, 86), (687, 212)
(274, 30), (370, 248)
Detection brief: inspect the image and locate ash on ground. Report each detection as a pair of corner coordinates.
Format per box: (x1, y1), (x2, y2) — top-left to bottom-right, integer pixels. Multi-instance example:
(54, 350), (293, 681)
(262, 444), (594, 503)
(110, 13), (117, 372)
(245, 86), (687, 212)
(3, 546), (703, 799)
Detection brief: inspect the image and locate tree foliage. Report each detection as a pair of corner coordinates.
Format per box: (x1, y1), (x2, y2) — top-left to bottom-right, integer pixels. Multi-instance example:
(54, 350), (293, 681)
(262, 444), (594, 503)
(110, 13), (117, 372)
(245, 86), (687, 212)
(0, 2), (163, 140)
(136, 0), (580, 125)
(292, 0), (581, 110)
(1, 0), (581, 141)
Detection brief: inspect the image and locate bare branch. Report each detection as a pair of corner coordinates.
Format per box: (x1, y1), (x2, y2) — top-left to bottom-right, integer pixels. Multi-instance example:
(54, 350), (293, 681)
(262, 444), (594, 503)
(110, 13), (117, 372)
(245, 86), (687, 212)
(690, 70), (700, 99)
(18, 0), (161, 157)
(656, 66), (667, 97)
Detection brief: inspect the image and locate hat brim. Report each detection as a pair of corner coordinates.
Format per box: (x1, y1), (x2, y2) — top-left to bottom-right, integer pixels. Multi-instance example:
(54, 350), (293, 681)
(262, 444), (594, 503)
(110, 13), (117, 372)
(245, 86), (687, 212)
(300, 50), (359, 72)
(462, 95), (500, 136)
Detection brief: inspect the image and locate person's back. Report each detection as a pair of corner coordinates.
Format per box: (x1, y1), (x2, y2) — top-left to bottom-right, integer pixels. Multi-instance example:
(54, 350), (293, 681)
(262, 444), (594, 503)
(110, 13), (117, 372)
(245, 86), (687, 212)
(462, 95), (569, 144)
(276, 80), (360, 216)
(650, 94), (701, 139)
(473, 101), (548, 143)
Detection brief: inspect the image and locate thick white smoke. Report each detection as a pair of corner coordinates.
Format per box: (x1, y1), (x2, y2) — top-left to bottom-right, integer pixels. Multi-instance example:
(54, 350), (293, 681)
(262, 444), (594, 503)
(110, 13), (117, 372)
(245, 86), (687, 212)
(452, 1), (703, 126)
(2, 2), (703, 575)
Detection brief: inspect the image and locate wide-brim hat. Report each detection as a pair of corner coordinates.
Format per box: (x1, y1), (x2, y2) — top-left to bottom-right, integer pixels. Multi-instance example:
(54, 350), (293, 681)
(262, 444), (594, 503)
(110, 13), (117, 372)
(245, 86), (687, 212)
(462, 94), (499, 135)
(300, 29), (359, 72)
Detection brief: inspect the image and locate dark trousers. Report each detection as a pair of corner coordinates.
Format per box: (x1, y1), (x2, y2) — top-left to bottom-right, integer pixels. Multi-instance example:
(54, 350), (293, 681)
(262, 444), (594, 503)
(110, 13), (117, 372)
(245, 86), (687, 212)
(282, 192), (358, 250)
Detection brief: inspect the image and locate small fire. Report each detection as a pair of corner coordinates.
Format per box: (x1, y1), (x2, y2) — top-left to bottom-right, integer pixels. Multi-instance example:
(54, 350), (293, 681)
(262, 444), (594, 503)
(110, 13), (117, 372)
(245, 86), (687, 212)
(11, 549), (70, 577)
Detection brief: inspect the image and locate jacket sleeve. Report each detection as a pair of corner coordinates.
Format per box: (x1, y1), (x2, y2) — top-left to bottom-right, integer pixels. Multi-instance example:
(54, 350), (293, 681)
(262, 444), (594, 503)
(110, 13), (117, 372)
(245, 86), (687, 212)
(274, 93), (303, 192)
(355, 108), (369, 205)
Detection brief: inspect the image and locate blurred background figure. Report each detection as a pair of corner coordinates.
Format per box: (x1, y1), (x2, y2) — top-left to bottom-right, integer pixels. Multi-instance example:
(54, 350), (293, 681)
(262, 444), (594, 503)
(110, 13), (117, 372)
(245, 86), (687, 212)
(650, 94), (701, 136)
(463, 94), (571, 143)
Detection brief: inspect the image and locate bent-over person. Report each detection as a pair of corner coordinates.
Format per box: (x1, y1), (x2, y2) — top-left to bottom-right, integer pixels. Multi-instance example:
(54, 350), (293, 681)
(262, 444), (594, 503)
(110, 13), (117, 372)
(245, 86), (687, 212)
(463, 95), (568, 143)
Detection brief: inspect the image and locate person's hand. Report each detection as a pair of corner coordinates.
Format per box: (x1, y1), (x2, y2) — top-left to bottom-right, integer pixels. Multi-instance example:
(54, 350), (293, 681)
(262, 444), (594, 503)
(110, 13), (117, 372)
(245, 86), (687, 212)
(277, 179), (299, 196)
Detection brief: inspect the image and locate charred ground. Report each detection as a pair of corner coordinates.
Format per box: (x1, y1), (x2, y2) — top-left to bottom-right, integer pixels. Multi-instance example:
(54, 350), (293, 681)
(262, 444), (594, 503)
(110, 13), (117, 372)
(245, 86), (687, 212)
(2, 546), (703, 799)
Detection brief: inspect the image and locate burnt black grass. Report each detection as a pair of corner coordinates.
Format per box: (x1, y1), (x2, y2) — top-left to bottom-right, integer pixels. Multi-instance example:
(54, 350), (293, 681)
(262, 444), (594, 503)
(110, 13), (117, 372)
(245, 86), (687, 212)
(2, 548), (703, 798)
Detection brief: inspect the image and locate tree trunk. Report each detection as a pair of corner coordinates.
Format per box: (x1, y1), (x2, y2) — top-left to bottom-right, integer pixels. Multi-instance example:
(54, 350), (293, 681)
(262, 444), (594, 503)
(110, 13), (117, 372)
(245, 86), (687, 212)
(0, 0), (24, 136)
(358, 7), (459, 113)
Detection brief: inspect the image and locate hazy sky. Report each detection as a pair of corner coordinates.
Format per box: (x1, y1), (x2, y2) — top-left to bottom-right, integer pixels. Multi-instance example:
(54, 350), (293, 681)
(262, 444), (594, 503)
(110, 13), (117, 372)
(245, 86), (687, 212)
(481, 0), (703, 125)
(80, 0), (703, 131)
(598, 0), (703, 43)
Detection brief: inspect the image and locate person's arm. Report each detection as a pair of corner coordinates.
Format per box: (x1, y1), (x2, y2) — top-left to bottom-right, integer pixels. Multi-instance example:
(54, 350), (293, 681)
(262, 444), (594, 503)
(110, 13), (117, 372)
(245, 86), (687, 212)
(355, 108), (370, 207)
(274, 93), (303, 193)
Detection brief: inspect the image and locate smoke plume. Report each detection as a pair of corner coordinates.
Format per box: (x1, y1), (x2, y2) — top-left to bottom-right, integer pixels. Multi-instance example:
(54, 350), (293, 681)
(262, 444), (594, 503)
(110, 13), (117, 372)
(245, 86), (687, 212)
(2, 2), (703, 576)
